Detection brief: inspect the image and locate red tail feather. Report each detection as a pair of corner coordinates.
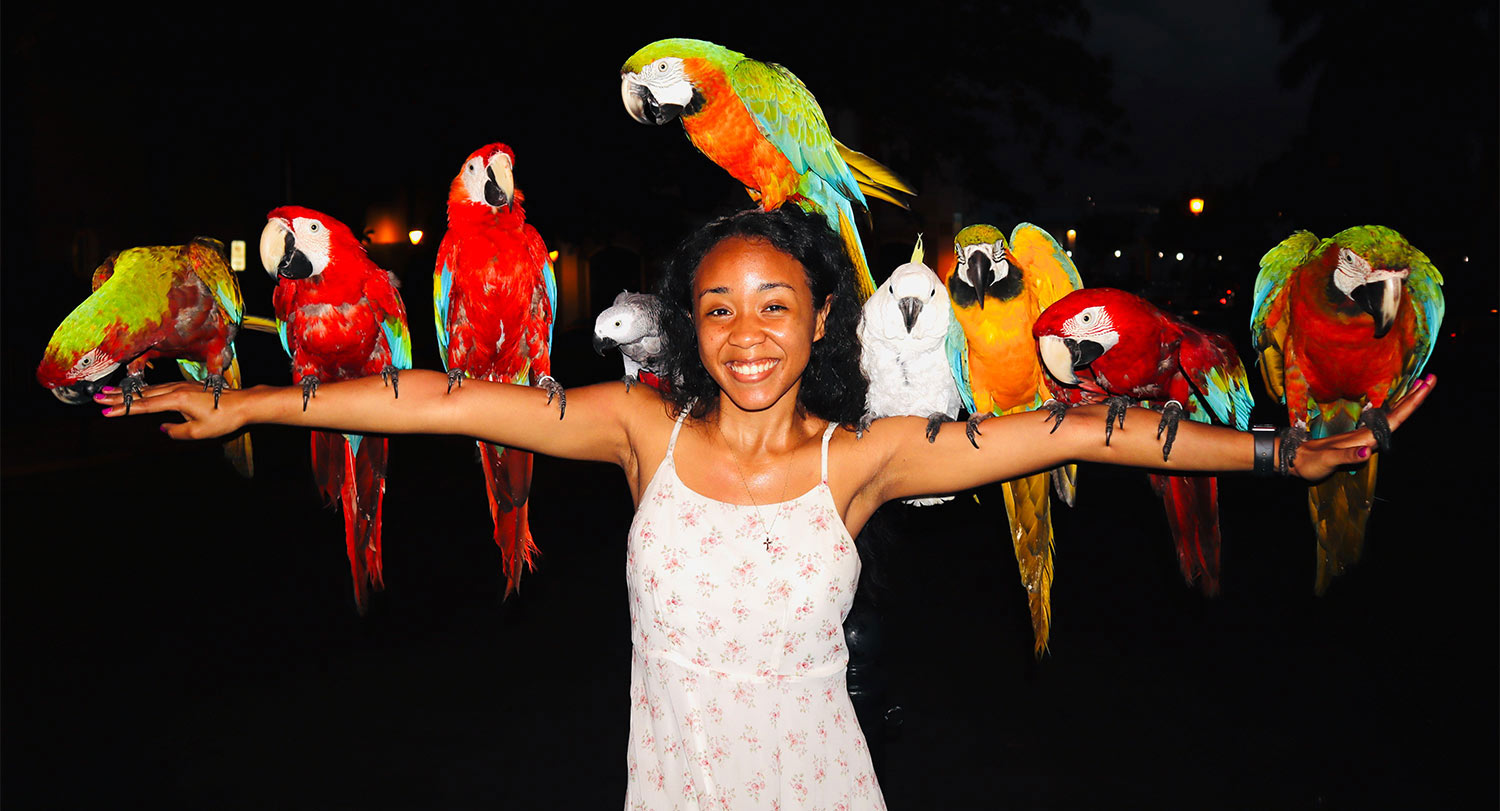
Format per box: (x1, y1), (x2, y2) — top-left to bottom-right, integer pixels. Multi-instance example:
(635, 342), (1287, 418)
(1150, 473), (1222, 596)
(479, 442), (538, 596)
(314, 432), (389, 614)
(310, 430), (345, 507)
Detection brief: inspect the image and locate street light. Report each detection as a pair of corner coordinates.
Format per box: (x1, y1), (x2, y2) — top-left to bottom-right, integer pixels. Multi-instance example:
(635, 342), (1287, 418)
(1189, 198), (1205, 216)
(409, 230), (424, 245)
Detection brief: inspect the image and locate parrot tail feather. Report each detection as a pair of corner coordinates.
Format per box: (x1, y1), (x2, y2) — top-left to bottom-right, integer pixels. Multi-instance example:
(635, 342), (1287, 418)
(1000, 472), (1056, 657)
(338, 435), (389, 614)
(239, 315), (279, 334)
(1309, 455), (1378, 595)
(310, 430), (346, 507)
(1149, 473), (1222, 596)
(835, 141), (916, 210)
(479, 442), (539, 596)
(221, 356), (253, 478)
(1050, 463), (1078, 508)
(835, 206), (877, 302)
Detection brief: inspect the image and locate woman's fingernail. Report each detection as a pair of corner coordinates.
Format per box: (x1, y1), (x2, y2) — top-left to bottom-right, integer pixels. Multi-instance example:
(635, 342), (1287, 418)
(101, 407), (113, 416)
(101, 386), (119, 393)
(159, 424), (169, 433)
(1358, 447), (1370, 458)
(93, 392), (107, 401)
(1426, 374), (1436, 386)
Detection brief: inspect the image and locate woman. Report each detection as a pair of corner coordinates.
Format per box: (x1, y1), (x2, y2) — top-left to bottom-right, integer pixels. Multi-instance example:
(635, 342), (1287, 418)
(98, 208), (1432, 809)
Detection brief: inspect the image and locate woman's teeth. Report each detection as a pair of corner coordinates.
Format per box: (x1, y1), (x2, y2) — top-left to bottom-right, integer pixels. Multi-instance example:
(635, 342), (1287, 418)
(728, 359), (777, 376)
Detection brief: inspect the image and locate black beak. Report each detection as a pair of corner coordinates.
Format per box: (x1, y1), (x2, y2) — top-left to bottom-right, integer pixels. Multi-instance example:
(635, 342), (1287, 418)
(965, 253), (994, 309)
(277, 231), (314, 279)
(1065, 338), (1105, 369)
(630, 82), (682, 126)
(484, 167), (510, 209)
(1351, 278), (1400, 339)
(49, 379), (105, 405)
(594, 335), (618, 355)
(897, 297), (923, 333)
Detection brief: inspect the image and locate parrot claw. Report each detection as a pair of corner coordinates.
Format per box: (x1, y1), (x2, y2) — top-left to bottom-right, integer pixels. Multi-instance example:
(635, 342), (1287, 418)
(1278, 425), (1307, 475)
(446, 369), (465, 394)
(621, 375), (637, 393)
(1358, 404), (1392, 453)
(965, 413), (991, 449)
(203, 374), (227, 409)
(1156, 400), (1184, 461)
(1103, 396), (1132, 446)
(381, 367), (401, 399)
(301, 377), (320, 411)
(1042, 398), (1069, 434)
(538, 375), (566, 419)
(855, 413), (874, 440)
(924, 414), (948, 444)
(120, 373), (147, 416)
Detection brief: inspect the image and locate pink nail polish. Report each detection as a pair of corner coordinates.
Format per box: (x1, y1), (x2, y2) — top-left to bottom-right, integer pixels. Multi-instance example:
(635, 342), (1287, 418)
(101, 407), (113, 416)
(1358, 447), (1370, 458)
(159, 424), (169, 433)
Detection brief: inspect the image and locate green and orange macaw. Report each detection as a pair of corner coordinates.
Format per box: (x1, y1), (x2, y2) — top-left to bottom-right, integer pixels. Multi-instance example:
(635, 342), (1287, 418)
(1252, 225), (1443, 593)
(946, 223), (1083, 655)
(620, 38), (914, 301)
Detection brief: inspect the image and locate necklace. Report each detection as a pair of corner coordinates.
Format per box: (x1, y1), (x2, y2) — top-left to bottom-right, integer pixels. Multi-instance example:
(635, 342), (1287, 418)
(717, 421), (791, 553)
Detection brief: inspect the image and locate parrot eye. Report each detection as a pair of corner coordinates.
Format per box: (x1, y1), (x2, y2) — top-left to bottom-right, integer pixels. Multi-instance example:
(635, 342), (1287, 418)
(79, 357), (92, 367)
(309, 223), (319, 232)
(614, 320), (622, 327)
(1080, 314), (1092, 323)
(657, 60), (669, 72)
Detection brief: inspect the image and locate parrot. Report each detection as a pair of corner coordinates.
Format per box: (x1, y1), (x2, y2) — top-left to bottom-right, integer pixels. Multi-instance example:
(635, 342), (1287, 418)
(593, 290), (669, 392)
(856, 235), (967, 506)
(36, 237), (271, 477)
(433, 143), (561, 596)
(944, 223), (1083, 655)
(259, 206), (412, 614)
(620, 38), (915, 302)
(1033, 287), (1256, 596)
(1251, 225), (1443, 593)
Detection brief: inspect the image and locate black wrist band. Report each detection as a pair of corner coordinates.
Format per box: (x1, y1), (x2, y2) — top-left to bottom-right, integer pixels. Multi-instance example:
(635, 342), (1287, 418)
(1251, 426), (1276, 477)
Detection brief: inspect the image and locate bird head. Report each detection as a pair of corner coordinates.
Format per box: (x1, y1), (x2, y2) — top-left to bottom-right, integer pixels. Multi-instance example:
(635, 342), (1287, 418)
(865, 260), (950, 345)
(450, 143), (520, 212)
(1328, 233), (1413, 339)
(259, 206), (360, 281)
(594, 292), (649, 355)
(950, 224), (1019, 310)
(620, 39), (738, 126)
(36, 253), (135, 403)
(1032, 288), (1133, 386)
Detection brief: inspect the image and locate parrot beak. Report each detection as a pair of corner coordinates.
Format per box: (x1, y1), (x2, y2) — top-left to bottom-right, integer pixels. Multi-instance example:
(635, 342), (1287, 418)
(484, 165), (513, 210)
(594, 334), (618, 355)
(621, 73), (684, 126)
(1037, 335), (1079, 384)
(48, 380), (105, 405)
(1351, 273), (1405, 339)
(896, 296), (923, 333)
(259, 219), (313, 280)
(1067, 337), (1106, 369)
(965, 252), (993, 309)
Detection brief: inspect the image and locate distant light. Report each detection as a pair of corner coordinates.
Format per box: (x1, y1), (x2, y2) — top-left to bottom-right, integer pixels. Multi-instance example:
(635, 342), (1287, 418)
(229, 240), (247, 271)
(1218, 298), (1227, 305)
(1450, 332), (1457, 338)
(1191, 310), (1200, 316)
(1114, 250), (1122, 258)
(1464, 256), (1470, 262)
(1226, 289), (1233, 295)
(1066, 250), (1073, 257)
(1175, 252), (1184, 261)
(1158, 252), (1164, 258)
(549, 250), (559, 263)
(1065, 229), (1077, 248)
(1492, 308), (1497, 314)
(1217, 255), (1223, 261)
(408, 230), (423, 245)
(1189, 198), (1205, 215)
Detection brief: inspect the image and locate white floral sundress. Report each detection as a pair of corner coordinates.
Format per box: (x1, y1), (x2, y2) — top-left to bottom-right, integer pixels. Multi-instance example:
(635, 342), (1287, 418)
(625, 410), (885, 810)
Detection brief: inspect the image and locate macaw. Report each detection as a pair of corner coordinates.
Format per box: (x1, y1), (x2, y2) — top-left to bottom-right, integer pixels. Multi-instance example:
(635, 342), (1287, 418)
(945, 223), (1083, 655)
(857, 236), (966, 506)
(620, 38), (915, 302)
(594, 290), (668, 392)
(259, 206), (412, 614)
(1251, 225), (1443, 593)
(36, 237), (271, 477)
(434, 143), (560, 596)
(1033, 288), (1256, 596)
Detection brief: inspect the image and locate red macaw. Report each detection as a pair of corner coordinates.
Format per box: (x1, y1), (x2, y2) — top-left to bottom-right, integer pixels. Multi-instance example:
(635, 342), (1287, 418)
(1251, 225), (1443, 593)
(434, 143), (560, 596)
(259, 206), (412, 614)
(620, 38), (914, 301)
(1034, 288), (1255, 595)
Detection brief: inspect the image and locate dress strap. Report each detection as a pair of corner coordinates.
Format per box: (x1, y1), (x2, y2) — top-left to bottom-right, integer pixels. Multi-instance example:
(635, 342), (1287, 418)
(666, 403), (693, 463)
(820, 422), (837, 484)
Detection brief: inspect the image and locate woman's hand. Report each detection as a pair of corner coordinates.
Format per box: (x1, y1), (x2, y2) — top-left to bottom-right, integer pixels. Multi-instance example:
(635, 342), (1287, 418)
(98, 381), (262, 440)
(1283, 374), (1435, 481)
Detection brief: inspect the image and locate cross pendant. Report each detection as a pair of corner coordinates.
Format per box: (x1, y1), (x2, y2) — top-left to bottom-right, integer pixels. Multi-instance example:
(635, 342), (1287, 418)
(763, 537), (772, 552)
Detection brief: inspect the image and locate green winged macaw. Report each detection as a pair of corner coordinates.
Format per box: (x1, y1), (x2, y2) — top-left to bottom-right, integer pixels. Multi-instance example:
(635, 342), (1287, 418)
(620, 38), (914, 301)
(1251, 225), (1443, 593)
(36, 237), (271, 477)
(944, 223), (1083, 655)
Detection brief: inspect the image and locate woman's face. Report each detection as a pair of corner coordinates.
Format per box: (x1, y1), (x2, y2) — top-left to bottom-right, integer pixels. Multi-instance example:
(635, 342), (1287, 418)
(692, 236), (829, 414)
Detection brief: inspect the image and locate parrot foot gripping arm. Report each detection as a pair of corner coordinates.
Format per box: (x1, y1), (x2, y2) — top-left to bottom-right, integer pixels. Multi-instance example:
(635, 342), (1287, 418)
(1277, 425), (1307, 475)
(300, 377), (320, 412)
(855, 413), (874, 440)
(202, 374), (227, 410)
(120, 373), (147, 416)
(964, 413), (991, 450)
(381, 367), (401, 399)
(1041, 399), (1069, 434)
(1358, 404), (1393, 452)
(1103, 396), (1132, 446)
(538, 376), (566, 420)
(1155, 400), (1184, 461)
(923, 414), (949, 444)
(620, 374), (636, 394)
(446, 369), (465, 394)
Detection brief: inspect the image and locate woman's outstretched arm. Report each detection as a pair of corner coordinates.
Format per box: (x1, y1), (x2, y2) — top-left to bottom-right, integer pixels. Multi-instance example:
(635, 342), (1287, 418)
(97, 371), (642, 466)
(863, 375), (1436, 505)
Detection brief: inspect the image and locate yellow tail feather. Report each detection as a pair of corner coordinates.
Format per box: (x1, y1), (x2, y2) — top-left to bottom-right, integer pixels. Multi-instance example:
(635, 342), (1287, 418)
(836, 141), (916, 209)
(836, 207), (877, 302)
(1001, 472), (1056, 657)
(222, 355), (253, 478)
(1310, 455), (1378, 595)
(240, 314), (279, 334)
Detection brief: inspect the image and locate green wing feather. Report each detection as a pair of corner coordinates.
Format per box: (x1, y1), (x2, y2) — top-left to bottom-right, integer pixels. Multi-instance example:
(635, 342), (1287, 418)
(1251, 230), (1320, 404)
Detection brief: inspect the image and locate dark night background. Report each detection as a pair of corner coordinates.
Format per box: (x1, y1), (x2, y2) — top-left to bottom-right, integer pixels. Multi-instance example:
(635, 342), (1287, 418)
(3, 2), (1496, 808)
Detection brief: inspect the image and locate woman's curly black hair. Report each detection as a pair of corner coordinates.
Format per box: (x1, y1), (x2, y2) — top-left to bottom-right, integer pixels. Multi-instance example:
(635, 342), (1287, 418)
(654, 207), (868, 427)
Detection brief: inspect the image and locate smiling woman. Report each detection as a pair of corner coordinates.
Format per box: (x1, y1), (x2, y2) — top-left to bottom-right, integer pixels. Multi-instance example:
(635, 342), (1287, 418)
(94, 206), (1430, 810)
